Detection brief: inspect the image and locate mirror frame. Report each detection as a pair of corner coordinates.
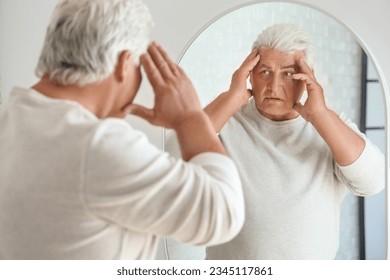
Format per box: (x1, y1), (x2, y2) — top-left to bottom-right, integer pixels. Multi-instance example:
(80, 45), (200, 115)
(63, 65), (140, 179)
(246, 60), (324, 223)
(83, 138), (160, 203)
(157, 0), (389, 259)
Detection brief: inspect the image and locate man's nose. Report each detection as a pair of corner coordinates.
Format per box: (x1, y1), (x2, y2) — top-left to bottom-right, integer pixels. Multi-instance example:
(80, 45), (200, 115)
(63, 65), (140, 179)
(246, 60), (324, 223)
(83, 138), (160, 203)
(268, 74), (281, 91)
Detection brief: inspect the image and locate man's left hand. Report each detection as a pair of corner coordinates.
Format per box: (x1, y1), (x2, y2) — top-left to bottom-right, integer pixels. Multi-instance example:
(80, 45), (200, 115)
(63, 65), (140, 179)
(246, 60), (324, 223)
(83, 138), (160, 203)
(292, 58), (328, 123)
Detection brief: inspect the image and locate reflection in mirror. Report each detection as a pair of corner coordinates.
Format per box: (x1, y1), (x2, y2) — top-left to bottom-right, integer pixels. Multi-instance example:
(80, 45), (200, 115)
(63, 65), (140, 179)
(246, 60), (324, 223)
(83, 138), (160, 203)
(164, 2), (386, 259)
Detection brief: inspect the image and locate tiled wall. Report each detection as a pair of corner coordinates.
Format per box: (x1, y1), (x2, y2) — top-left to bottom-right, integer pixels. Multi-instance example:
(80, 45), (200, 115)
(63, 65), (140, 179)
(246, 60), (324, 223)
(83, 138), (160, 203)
(169, 2), (364, 259)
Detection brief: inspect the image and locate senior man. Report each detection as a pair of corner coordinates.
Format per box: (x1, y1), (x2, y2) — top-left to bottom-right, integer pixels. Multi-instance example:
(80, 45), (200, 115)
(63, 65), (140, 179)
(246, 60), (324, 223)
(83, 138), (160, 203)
(0, 0), (245, 260)
(202, 23), (384, 259)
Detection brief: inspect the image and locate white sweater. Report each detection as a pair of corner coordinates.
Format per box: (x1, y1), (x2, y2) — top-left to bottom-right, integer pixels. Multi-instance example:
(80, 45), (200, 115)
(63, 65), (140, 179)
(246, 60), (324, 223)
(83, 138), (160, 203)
(0, 87), (244, 260)
(206, 98), (384, 260)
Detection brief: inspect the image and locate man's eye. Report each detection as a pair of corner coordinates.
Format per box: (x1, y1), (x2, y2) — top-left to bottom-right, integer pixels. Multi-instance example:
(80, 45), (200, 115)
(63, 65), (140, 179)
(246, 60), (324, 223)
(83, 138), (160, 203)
(261, 70), (270, 75)
(285, 71), (293, 77)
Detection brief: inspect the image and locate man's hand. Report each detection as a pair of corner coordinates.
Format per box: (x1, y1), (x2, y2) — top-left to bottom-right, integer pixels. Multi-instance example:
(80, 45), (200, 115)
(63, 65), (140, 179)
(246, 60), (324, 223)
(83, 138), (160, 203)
(204, 49), (260, 132)
(125, 42), (226, 160)
(292, 57), (328, 123)
(293, 57), (366, 166)
(125, 42), (203, 130)
(228, 48), (260, 106)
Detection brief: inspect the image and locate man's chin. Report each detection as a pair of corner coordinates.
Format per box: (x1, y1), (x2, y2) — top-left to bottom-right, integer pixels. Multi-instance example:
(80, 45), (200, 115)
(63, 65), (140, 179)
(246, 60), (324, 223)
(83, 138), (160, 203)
(256, 106), (298, 121)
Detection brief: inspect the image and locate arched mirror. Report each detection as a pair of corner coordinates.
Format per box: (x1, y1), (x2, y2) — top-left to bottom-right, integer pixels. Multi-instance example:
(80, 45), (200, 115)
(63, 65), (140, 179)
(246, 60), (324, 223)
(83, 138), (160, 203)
(164, 1), (387, 260)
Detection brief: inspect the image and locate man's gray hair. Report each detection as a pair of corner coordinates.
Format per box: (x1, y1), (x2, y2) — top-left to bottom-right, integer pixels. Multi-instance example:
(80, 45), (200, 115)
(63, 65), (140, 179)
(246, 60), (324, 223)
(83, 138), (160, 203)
(35, 0), (153, 86)
(252, 23), (315, 67)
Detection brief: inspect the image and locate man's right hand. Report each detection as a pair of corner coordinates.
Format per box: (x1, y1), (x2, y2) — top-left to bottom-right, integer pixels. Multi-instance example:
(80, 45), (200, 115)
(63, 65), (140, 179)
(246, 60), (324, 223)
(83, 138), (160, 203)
(127, 42), (226, 161)
(228, 48), (260, 106)
(204, 49), (260, 132)
(125, 42), (203, 130)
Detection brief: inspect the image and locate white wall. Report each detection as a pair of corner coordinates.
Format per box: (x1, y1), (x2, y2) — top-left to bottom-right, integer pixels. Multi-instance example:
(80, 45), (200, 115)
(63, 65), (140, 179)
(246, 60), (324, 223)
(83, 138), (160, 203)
(0, 0), (57, 100)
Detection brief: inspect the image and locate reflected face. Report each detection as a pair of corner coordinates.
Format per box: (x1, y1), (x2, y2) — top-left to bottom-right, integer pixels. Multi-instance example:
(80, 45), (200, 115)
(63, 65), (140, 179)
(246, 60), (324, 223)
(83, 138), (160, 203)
(250, 48), (306, 121)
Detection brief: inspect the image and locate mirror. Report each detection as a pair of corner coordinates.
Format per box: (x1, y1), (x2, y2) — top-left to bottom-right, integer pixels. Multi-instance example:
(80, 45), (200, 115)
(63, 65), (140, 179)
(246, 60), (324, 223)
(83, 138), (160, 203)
(164, 2), (386, 259)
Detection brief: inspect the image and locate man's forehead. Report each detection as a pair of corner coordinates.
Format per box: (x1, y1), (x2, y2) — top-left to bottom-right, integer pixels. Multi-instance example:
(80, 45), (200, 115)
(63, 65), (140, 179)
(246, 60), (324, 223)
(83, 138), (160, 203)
(258, 48), (304, 64)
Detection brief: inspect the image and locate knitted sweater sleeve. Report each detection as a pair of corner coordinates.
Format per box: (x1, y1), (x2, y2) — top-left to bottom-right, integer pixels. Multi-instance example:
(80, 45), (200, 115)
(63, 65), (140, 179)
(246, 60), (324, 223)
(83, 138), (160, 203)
(82, 120), (245, 246)
(333, 113), (385, 196)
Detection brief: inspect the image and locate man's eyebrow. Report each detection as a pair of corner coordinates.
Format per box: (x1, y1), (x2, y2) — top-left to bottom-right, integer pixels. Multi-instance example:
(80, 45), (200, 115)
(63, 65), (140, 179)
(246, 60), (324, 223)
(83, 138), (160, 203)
(258, 64), (297, 69)
(281, 64), (296, 69)
(258, 64), (272, 69)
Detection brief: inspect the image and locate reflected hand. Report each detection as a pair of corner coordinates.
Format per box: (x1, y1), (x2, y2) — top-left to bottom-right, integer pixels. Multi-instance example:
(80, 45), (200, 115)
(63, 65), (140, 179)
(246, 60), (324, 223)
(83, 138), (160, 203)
(228, 48), (260, 107)
(125, 42), (203, 129)
(292, 58), (328, 123)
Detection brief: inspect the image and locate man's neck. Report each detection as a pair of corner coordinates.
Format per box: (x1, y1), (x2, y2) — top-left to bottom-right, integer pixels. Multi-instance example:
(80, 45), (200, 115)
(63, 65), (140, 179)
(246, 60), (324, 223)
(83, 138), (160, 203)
(32, 75), (115, 118)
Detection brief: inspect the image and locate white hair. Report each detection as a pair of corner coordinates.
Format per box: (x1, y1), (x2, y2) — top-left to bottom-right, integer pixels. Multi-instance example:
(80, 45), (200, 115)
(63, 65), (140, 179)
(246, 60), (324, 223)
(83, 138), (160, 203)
(252, 23), (315, 67)
(35, 0), (153, 86)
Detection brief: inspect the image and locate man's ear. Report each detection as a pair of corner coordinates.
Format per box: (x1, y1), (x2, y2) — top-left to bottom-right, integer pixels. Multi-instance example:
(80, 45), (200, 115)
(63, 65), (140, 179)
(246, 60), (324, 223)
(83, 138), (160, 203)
(114, 51), (132, 82)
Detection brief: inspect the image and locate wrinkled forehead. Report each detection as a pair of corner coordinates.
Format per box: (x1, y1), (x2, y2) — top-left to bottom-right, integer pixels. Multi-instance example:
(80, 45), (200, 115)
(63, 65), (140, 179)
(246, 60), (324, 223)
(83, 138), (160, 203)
(256, 48), (305, 68)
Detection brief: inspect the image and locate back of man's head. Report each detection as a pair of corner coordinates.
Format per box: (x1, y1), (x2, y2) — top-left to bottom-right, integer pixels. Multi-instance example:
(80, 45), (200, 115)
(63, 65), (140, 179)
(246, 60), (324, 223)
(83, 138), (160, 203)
(35, 0), (153, 86)
(252, 23), (315, 67)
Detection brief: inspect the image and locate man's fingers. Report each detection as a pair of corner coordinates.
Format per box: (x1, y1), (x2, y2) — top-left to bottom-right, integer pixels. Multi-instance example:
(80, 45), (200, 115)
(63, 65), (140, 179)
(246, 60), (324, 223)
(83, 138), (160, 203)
(293, 102), (304, 114)
(293, 73), (316, 85)
(234, 51), (260, 83)
(242, 48), (259, 63)
(293, 73), (321, 94)
(148, 42), (175, 79)
(124, 104), (156, 124)
(246, 52), (261, 72)
(297, 57), (311, 73)
(241, 49), (260, 71)
(153, 42), (181, 76)
(297, 57), (316, 80)
(141, 42), (184, 90)
(141, 52), (164, 89)
(292, 73), (308, 81)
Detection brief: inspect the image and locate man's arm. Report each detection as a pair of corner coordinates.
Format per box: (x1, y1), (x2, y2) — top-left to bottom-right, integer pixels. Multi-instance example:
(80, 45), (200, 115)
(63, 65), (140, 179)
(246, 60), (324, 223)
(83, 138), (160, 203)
(293, 58), (384, 195)
(310, 110), (365, 166)
(204, 49), (260, 132)
(332, 115), (385, 195)
(86, 42), (245, 246)
(293, 58), (364, 166)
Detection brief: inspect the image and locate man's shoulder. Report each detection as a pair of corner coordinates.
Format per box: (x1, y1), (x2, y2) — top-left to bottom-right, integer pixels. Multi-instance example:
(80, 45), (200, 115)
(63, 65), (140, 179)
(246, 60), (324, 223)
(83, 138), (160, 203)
(89, 118), (147, 144)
